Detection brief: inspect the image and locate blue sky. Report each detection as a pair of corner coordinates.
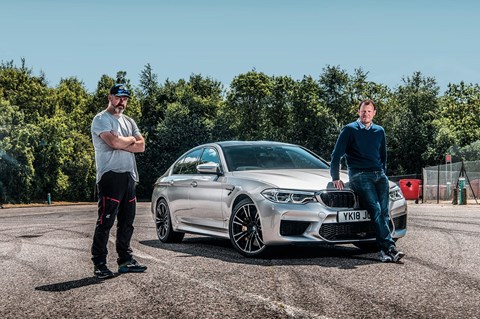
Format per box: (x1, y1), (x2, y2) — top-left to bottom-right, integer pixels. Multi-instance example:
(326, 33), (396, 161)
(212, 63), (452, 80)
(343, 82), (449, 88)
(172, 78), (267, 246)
(1, 0), (479, 93)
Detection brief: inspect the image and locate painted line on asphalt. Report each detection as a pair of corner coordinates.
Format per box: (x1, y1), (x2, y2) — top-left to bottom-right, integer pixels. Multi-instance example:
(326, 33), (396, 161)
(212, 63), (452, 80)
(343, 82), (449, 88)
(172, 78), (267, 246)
(132, 250), (331, 319)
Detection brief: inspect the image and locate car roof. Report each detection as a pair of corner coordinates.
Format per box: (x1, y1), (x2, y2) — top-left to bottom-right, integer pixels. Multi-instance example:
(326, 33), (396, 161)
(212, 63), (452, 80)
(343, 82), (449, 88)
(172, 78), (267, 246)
(210, 140), (297, 148)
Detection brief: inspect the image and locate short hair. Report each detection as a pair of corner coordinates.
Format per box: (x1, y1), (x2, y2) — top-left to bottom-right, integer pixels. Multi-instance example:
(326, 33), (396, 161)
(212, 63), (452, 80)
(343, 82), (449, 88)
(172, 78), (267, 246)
(359, 99), (375, 110)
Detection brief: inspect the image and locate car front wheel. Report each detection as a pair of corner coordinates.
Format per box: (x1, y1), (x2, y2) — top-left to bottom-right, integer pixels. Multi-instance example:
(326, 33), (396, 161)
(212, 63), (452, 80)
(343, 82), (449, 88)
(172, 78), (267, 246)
(155, 198), (184, 243)
(229, 198), (268, 257)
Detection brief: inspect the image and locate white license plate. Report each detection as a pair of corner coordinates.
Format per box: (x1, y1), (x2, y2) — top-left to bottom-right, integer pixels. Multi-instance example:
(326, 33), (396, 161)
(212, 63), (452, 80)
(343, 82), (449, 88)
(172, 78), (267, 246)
(337, 210), (370, 223)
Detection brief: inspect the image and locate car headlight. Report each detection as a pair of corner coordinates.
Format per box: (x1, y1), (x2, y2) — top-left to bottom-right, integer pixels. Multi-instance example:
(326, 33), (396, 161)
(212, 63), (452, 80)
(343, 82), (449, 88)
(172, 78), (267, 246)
(389, 186), (404, 201)
(261, 189), (317, 204)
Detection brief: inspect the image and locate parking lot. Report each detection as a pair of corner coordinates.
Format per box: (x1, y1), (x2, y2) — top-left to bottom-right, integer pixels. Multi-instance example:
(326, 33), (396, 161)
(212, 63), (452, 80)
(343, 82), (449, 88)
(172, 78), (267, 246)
(0, 202), (479, 318)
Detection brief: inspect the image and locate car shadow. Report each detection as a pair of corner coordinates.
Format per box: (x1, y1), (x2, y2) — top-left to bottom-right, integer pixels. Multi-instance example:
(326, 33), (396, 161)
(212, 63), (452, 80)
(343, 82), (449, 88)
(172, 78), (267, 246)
(35, 276), (112, 292)
(140, 236), (379, 269)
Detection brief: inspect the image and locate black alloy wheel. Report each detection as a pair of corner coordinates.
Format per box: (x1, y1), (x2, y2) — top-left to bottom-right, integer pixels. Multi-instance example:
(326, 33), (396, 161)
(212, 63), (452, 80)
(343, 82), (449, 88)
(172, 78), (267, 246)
(155, 198), (184, 243)
(229, 198), (268, 257)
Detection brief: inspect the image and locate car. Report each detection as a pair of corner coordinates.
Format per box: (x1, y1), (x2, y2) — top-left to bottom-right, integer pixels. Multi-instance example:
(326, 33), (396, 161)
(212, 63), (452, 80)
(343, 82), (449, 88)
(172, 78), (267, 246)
(151, 141), (407, 257)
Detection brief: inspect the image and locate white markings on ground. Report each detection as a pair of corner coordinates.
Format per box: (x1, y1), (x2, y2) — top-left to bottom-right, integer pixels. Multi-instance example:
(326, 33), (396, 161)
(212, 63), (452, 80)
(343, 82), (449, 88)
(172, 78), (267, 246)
(133, 250), (331, 319)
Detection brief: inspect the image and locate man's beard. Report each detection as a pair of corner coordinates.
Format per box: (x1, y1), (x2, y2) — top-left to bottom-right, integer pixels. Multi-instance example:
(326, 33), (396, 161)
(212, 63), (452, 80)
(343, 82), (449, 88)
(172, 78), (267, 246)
(114, 106), (124, 114)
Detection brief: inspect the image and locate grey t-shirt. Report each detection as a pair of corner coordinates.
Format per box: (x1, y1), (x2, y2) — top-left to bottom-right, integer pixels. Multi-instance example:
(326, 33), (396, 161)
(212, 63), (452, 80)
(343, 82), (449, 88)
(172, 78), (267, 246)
(91, 110), (141, 183)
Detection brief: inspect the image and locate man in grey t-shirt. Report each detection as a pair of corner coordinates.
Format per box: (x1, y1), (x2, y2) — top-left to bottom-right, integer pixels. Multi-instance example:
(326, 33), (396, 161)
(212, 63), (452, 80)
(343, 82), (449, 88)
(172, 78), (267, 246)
(90, 84), (147, 279)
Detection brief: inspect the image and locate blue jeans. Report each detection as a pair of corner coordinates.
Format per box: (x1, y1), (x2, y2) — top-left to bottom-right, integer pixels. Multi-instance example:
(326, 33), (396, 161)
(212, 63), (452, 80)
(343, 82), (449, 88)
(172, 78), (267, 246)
(349, 170), (395, 252)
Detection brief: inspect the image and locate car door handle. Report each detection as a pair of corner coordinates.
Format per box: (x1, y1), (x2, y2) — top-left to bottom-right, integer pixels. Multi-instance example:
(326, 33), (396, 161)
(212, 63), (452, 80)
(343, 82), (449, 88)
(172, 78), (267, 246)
(190, 181), (198, 187)
(169, 180), (174, 185)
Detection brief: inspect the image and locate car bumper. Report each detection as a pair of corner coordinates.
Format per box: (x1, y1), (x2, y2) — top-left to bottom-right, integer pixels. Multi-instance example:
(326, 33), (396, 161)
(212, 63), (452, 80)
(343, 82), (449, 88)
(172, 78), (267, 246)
(254, 195), (407, 246)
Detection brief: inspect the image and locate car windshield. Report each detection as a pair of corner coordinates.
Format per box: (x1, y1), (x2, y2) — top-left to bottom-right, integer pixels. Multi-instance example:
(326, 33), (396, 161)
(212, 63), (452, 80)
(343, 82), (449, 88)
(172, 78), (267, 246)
(222, 145), (329, 171)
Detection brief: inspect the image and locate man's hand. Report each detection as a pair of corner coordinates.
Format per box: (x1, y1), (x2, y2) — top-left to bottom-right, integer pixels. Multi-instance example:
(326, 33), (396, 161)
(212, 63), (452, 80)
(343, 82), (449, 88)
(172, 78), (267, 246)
(332, 180), (344, 190)
(123, 134), (145, 153)
(99, 131), (136, 149)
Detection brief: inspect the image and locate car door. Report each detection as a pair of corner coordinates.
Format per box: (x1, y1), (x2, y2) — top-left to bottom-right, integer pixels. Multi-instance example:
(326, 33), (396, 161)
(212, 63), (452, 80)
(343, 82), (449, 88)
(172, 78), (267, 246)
(187, 147), (225, 230)
(166, 148), (203, 226)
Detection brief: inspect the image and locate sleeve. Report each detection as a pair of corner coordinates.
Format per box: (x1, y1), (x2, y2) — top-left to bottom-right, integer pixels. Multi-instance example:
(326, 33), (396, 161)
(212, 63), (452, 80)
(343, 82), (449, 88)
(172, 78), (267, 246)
(380, 128), (387, 173)
(124, 116), (141, 137)
(131, 118), (141, 137)
(330, 126), (350, 181)
(91, 113), (112, 137)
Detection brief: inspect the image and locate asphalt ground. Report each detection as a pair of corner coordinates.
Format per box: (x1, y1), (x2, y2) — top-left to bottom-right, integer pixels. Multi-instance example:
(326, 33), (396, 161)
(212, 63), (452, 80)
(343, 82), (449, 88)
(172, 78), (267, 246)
(0, 202), (479, 319)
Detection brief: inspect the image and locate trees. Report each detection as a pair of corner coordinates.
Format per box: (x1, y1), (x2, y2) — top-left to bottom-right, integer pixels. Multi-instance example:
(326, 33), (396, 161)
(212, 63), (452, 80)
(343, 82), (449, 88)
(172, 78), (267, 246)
(0, 62), (97, 202)
(1, 61), (480, 203)
(225, 70), (274, 140)
(289, 75), (338, 159)
(55, 77), (92, 134)
(0, 59), (56, 121)
(0, 99), (36, 203)
(384, 72), (440, 175)
(348, 68), (393, 126)
(135, 71), (227, 198)
(436, 82), (480, 148)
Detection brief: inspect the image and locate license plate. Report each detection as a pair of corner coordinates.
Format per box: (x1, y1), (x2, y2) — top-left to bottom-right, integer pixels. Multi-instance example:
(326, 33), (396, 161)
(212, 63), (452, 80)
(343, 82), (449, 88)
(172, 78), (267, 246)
(337, 210), (370, 223)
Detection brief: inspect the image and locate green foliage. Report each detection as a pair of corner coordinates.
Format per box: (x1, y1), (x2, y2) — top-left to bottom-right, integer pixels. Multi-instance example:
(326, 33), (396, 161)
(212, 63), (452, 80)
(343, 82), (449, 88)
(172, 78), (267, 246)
(319, 65), (352, 126)
(61, 132), (96, 201)
(348, 68), (393, 126)
(55, 77), (92, 135)
(136, 73), (227, 198)
(226, 70), (274, 140)
(1, 60), (480, 203)
(224, 70), (338, 159)
(33, 114), (72, 199)
(384, 72), (440, 174)
(288, 75), (338, 159)
(448, 140), (480, 162)
(435, 82), (480, 146)
(0, 59), (56, 122)
(0, 119), (38, 203)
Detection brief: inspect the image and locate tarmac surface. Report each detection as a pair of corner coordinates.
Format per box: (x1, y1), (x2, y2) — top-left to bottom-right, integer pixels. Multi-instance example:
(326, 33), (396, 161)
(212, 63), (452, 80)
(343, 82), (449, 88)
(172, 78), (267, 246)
(0, 201), (479, 318)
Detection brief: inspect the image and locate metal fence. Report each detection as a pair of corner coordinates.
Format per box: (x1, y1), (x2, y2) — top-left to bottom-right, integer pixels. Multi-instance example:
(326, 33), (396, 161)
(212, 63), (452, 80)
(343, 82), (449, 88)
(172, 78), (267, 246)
(422, 161), (480, 203)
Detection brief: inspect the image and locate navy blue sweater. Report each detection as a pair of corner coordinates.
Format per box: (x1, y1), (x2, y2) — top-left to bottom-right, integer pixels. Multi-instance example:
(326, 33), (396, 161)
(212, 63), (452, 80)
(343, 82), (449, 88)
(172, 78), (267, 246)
(330, 120), (387, 181)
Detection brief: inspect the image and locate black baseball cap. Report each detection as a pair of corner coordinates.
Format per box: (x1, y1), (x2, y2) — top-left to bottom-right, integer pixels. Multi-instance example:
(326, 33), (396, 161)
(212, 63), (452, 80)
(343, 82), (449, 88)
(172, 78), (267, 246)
(110, 84), (131, 98)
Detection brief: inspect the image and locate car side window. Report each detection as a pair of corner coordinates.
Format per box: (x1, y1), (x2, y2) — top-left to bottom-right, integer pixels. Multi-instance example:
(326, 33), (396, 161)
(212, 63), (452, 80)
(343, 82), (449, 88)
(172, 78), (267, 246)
(171, 156), (185, 175)
(198, 147), (222, 172)
(172, 148), (203, 175)
(199, 147), (220, 165)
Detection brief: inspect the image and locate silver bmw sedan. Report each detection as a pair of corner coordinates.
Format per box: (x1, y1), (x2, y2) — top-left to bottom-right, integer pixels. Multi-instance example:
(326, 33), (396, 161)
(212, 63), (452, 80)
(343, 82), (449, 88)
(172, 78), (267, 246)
(151, 141), (407, 257)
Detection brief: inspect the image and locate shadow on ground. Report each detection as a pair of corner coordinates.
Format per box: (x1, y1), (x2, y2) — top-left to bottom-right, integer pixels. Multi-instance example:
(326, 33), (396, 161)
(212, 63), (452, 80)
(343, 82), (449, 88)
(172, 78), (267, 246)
(35, 276), (112, 292)
(140, 236), (382, 269)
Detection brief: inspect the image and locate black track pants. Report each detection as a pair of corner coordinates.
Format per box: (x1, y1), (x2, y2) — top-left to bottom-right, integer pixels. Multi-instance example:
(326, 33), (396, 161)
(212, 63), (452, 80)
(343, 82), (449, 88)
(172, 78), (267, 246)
(91, 171), (137, 265)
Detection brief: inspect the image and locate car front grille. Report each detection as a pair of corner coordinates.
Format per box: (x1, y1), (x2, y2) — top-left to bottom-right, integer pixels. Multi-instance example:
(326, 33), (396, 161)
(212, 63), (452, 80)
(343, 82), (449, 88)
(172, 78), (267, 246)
(317, 191), (357, 208)
(319, 222), (376, 241)
(321, 214), (407, 241)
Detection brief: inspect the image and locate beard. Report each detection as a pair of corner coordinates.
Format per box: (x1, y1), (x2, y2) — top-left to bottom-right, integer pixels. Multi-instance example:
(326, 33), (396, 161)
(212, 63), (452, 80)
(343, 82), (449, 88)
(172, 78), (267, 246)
(114, 106), (124, 114)
(113, 102), (125, 114)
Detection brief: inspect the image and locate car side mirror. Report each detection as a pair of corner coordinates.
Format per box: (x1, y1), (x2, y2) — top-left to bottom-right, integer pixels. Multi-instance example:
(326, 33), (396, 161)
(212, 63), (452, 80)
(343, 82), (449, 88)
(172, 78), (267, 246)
(197, 162), (223, 175)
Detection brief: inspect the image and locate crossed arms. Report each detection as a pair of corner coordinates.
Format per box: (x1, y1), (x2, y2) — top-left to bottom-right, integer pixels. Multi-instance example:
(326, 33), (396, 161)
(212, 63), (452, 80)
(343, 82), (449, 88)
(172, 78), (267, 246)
(99, 131), (145, 153)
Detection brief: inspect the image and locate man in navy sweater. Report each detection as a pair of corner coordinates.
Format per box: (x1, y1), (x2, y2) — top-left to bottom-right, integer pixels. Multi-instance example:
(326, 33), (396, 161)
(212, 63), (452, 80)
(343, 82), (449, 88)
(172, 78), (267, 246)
(330, 99), (405, 263)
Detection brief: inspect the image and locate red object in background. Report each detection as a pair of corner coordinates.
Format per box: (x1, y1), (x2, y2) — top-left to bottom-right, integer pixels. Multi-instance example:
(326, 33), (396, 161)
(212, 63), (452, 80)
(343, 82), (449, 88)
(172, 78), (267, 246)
(399, 179), (422, 202)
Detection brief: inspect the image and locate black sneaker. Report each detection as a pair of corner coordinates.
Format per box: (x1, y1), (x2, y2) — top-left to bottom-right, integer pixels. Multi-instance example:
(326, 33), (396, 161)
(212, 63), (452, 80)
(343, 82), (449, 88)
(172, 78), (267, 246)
(387, 246), (405, 263)
(118, 259), (147, 273)
(378, 250), (393, 263)
(94, 262), (115, 279)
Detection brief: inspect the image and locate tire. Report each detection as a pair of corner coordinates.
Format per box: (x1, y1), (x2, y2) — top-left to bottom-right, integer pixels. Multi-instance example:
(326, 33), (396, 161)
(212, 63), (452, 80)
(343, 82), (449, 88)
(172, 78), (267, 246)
(155, 198), (184, 243)
(229, 198), (269, 257)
